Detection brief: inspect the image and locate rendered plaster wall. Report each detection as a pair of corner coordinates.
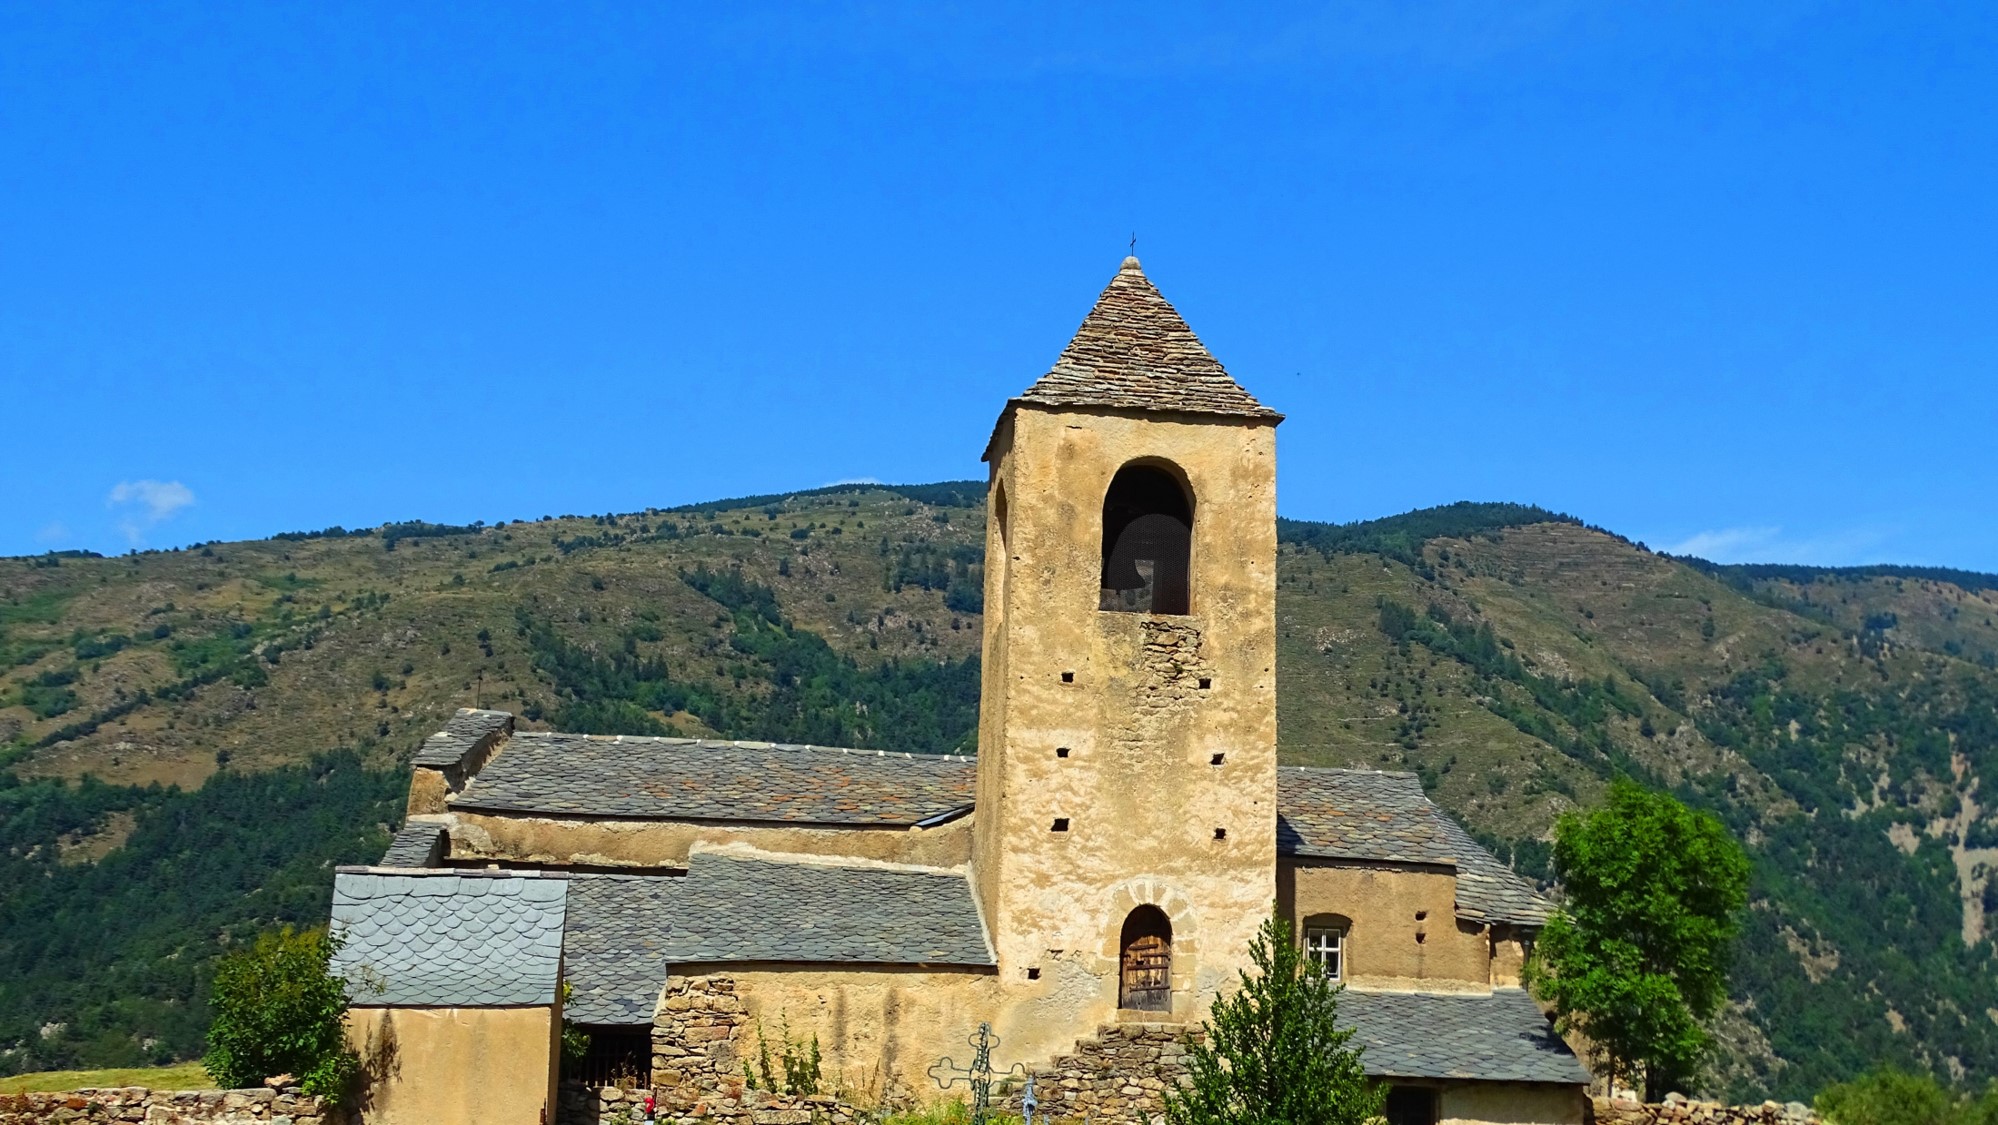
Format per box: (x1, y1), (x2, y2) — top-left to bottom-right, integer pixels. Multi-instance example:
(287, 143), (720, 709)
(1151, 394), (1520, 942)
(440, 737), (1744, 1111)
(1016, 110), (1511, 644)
(1490, 929), (1531, 987)
(1279, 861), (1490, 990)
(1440, 1082), (1588, 1125)
(406, 769), (451, 817)
(440, 809), (973, 870)
(974, 404), (1280, 1029)
(654, 969), (1002, 1111)
(345, 1005), (558, 1125)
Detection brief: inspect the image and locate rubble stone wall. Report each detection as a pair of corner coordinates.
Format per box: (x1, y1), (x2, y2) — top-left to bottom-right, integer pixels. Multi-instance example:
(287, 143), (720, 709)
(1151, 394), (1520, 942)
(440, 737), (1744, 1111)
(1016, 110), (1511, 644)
(1000, 1023), (1195, 1125)
(1593, 1095), (1819, 1125)
(645, 974), (1194, 1125)
(637, 978), (865, 1125)
(0, 1085), (341, 1124)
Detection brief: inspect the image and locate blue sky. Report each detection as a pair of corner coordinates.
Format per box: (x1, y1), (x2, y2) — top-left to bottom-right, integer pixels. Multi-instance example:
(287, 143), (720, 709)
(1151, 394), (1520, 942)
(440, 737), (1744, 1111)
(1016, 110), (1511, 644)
(2, 3), (1994, 570)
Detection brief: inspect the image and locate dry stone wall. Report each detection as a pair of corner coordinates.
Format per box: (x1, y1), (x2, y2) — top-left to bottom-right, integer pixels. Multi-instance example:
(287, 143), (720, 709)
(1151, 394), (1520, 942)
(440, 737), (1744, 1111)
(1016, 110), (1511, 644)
(0, 1085), (342, 1124)
(1593, 1095), (1819, 1125)
(1000, 1023), (1194, 1124)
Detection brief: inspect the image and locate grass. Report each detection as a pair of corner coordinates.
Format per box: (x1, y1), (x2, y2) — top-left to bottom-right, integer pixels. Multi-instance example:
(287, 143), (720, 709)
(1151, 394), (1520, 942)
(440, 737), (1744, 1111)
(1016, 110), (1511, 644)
(0, 1061), (211, 1094)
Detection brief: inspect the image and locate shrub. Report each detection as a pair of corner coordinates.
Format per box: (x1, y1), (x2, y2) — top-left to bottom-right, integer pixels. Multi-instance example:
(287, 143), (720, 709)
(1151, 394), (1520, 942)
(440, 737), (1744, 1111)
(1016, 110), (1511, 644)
(1160, 911), (1382, 1125)
(1815, 1067), (1998, 1125)
(202, 926), (362, 1104)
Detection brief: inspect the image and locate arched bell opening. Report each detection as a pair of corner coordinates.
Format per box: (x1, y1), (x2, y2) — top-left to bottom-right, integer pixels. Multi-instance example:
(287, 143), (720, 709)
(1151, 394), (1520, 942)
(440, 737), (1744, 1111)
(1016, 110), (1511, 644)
(1099, 463), (1193, 615)
(1118, 905), (1173, 1012)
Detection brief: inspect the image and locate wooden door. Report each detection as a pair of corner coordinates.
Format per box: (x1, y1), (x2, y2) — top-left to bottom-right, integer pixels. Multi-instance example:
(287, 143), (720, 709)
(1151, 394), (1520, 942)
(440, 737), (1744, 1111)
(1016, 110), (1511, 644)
(1121, 933), (1171, 1011)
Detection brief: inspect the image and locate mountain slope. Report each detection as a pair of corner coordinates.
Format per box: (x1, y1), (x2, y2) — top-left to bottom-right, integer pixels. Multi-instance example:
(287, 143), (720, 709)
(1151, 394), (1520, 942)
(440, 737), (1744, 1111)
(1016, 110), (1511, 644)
(5, 487), (1998, 1098)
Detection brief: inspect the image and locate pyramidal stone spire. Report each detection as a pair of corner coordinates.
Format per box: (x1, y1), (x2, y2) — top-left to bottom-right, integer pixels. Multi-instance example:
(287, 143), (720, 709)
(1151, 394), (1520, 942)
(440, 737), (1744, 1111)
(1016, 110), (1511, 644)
(1015, 256), (1281, 420)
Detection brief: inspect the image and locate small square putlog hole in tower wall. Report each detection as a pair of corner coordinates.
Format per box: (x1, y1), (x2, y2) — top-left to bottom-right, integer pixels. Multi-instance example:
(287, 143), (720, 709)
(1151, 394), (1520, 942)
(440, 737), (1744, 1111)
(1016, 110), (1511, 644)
(1051, 818), (1070, 832)
(1057, 747), (1071, 758)
(1210, 753), (1225, 766)
(1213, 827), (1227, 840)
(1198, 677), (1212, 690)
(1061, 671), (1075, 683)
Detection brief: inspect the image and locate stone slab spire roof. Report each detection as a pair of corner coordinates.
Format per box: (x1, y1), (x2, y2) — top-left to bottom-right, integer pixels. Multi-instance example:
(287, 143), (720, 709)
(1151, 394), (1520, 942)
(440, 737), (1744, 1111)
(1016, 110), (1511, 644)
(1015, 257), (1281, 421)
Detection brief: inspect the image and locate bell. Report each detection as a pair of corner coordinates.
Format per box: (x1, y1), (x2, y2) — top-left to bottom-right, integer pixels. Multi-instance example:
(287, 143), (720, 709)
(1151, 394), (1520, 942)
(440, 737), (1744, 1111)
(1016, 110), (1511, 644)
(1102, 552), (1147, 590)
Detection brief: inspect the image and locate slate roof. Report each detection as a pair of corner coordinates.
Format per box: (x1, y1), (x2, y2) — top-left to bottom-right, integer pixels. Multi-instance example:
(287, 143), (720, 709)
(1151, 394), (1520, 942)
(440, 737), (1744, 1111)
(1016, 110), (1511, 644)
(330, 872), (565, 1007)
(451, 732), (976, 826)
(1277, 768), (1458, 865)
(1434, 814), (1553, 926)
(1338, 988), (1589, 1084)
(663, 852), (994, 967)
(1278, 767), (1553, 927)
(563, 874), (678, 1025)
(1016, 258), (1281, 421)
(379, 823), (447, 868)
(413, 708), (514, 768)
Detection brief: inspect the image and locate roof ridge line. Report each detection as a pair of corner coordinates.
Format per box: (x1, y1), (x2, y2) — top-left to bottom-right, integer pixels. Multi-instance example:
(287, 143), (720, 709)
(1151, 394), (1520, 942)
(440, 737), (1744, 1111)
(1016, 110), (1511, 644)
(511, 729), (973, 762)
(691, 841), (974, 878)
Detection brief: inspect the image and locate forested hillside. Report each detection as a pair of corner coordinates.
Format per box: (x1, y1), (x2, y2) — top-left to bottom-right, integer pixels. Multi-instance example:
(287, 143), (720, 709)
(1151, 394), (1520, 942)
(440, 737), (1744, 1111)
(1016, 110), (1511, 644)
(5, 484), (1998, 1100)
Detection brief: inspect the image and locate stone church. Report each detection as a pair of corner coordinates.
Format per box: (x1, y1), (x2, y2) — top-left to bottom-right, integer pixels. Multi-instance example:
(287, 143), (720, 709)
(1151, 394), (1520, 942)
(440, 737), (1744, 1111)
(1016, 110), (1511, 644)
(326, 257), (1589, 1125)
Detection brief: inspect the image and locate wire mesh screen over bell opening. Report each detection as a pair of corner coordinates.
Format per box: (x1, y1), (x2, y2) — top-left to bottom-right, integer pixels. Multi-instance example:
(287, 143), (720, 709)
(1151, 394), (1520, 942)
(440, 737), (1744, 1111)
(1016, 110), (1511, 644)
(1100, 510), (1192, 615)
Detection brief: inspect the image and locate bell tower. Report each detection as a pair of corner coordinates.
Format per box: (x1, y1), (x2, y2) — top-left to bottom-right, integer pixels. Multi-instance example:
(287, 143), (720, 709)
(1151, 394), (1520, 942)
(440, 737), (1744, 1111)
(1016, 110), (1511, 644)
(974, 257), (1281, 1026)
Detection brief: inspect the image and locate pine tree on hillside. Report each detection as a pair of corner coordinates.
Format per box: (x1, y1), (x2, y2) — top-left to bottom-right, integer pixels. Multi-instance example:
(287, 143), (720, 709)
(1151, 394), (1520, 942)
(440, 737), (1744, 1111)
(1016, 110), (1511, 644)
(1159, 911), (1383, 1125)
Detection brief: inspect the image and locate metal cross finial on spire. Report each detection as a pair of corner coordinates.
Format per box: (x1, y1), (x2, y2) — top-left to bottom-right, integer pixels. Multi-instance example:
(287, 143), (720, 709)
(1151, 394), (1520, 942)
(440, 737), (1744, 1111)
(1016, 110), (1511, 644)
(1129, 232), (1137, 256)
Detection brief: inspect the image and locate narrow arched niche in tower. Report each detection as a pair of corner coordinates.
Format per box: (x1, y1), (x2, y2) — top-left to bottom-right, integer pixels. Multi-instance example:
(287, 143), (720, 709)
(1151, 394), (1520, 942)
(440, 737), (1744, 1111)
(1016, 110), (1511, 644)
(1099, 463), (1193, 615)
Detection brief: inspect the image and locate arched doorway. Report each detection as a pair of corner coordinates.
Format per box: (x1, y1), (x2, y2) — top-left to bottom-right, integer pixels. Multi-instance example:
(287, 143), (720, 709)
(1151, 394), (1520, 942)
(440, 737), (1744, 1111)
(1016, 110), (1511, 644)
(1119, 905), (1173, 1012)
(1099, 464), (1192, 615)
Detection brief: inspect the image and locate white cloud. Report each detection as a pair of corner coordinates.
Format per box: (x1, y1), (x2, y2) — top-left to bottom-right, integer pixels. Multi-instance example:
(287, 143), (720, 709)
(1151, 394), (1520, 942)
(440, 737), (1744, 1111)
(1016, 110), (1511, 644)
(107, 480), (196, 543)
(34, 521), (71, 545)
(1657, 525), (1890, 567)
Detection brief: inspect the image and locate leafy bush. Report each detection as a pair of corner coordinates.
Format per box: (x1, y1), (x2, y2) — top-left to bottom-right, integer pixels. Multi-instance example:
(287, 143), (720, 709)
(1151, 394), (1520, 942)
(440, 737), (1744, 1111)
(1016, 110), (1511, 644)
(744, 1017), (821, 1096)
(1815, 1067), (1998, 1125)
(202, 927), (361, 1103)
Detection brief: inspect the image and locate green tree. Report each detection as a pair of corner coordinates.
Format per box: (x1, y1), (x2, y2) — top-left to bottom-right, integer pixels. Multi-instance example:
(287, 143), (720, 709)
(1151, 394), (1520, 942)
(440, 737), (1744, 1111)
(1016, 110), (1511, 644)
(1524, 780), (1750, 1100)
(203, 926), (363, 1104)
(1159, 911), (1383, 1125)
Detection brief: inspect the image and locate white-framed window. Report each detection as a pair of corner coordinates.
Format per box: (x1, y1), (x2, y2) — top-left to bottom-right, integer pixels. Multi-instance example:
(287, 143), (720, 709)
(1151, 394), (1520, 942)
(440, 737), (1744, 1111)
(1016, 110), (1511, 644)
(1305, 925), (1344, 981)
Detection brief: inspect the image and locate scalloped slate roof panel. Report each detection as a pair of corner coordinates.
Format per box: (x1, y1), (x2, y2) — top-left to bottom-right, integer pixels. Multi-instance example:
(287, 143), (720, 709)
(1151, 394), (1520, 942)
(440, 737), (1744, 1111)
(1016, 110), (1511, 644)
(330, 872), (565, 1007)
(664, 853), (993, 967)
(562, 874), (678, 1025)
(451, 732), (976, 826)
(1016, 258), (1281, 421)
(413, 708), (514, 768)
(379, 823), (447, 868)
(1339, 988), (1589, 1083)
